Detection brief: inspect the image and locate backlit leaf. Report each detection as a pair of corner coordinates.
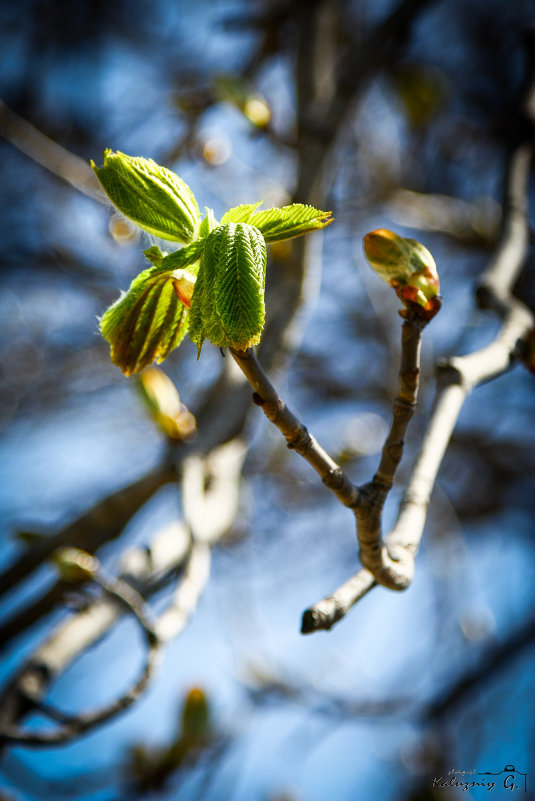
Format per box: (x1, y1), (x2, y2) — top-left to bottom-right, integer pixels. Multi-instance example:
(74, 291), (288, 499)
(100, 241), (203, 375)
(188, 222), (266, 354)
(92, 150), (200, 243)
(221, 202), (262, 225)
(250, 204), (332, 242)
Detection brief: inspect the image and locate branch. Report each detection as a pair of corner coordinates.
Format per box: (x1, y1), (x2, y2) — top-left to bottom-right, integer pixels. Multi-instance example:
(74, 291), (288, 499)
(229, 347), (360, 509)
(355, 317), (425, 588)
(0, 466), (176, 648)
(0, 566), (161, 746)
(0, 99), (103, 200)
(302, 139), (534, 633)
(0, 521), (190, 749)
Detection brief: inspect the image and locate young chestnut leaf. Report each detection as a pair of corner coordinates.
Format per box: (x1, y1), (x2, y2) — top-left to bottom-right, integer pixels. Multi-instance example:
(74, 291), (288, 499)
(188, 222), (267, 355)
(198, 207), (219, 237)
(100, 240), (203, 375)
(250, 203), (332, 242)
(363, 228), (441, 320)
(91, 150), (200, 243)
(221, 201), (263, 225)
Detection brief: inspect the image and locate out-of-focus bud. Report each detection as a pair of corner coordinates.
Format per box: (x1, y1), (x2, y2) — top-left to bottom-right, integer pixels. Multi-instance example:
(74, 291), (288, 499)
(137, 367), (197, 440)
(108, 215), (139, 246)
(363, 228), (441, 320)
(214, 74), (271, 128)
(52, 547), (100, 582)
(91, 150), (200, 243)
(180, 687), (210, 744)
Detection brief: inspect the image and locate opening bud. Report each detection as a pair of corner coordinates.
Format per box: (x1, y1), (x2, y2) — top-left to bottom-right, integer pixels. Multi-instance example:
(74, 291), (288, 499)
(363, 229), (441, 320)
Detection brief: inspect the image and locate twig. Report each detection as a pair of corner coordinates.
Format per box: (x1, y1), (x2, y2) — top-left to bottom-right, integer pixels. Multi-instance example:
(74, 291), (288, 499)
(0, 99), (103, 200)
(0, 521), (191, 749)
(0, 467), (176, 648)
(302, 139), (534, 633)
(232, 314), (427, 594)
(0, 568), (161, 746)
(355, 317), (425, 588)
(229, 347), (361, 509)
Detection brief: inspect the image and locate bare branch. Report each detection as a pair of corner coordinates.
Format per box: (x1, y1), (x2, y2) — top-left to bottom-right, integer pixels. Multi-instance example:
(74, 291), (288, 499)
(301, 570), (376, 634)
(0, 467), (176, 648)
(0, 99), (103, 200)
(0, 521), (190, 748)
(355, 317), (425, 588)
(230, 347), (361, 509)
(0, 566), (162, 746)
(302, 140), (534, 633)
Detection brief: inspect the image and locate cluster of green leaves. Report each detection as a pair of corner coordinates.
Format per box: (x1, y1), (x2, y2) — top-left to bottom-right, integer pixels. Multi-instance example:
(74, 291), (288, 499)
(92, 151), (332, 375)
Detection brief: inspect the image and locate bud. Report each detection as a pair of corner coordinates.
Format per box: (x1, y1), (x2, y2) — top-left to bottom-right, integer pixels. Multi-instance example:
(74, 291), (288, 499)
(137, 367), (196, 440)
(180, 687), (210, 743)
(52, 547), (100, 582)
(363, 229), (441, 319)
(91, 150), (200, 243)
(172, 269), (196, 309)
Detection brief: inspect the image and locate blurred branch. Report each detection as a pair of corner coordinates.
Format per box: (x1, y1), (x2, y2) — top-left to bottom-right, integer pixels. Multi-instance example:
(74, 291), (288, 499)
(0, 562), (161, 746)
(425, 612), (535, 721)
(155, 540), (211, 643)
(0, 429), (247, 744)
(295, 0), (436, 201)
(0, 99), (102, 200)
(0, 521), (192, 748)
(182, 439), (247, 544)
(0, 466), (176, 648)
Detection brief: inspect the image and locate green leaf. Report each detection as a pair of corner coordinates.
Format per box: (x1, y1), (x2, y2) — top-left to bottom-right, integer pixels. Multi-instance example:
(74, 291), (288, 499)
(199, 207), (219, 238)
(144, 239), (204, 274)
(100, 247), (198, 374)
(91, 150), (200, 243)
(221, 201), (262, 225)
(250, 204), (332, 242)
(188, 222), (266, 355)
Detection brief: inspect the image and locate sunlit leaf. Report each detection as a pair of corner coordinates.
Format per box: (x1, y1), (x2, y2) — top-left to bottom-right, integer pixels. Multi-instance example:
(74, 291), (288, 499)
(100, 242), (203, 375)
(250, 204), (333, 242)
(198, 207), (219, 237)
(221, 201), (262, 225)
(92, 150), (200, 243)
(188, 222), (266, 354)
